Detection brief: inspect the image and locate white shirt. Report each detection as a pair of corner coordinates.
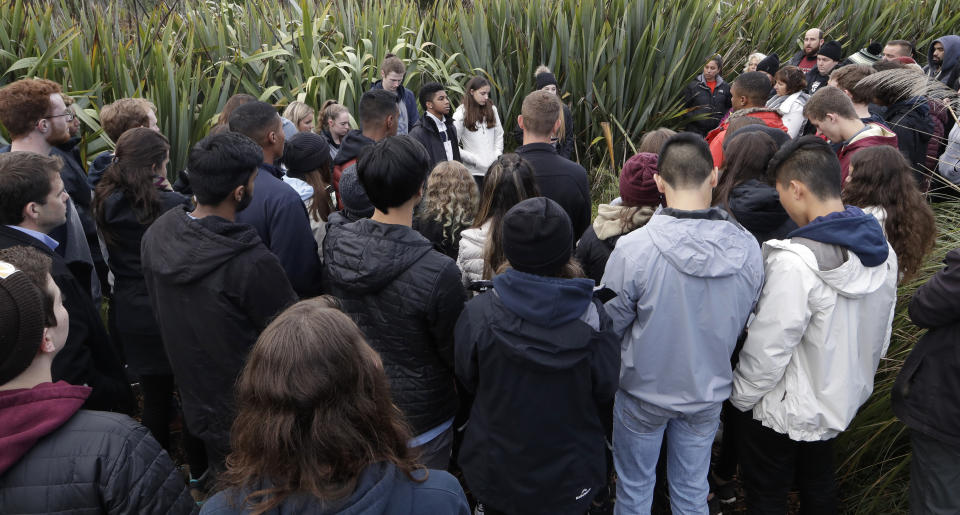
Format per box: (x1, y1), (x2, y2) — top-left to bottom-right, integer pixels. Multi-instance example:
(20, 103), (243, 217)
(426, 111), (454, 161)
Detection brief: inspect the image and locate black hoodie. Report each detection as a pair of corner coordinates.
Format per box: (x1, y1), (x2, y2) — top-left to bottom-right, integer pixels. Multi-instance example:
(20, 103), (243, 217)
(141, 207), (296, 466)
(321, 219), (466, 435)
(331, 130), (376, 207)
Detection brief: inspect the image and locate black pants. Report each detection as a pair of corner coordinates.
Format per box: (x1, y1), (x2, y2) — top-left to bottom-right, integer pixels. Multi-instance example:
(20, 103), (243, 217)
(714, 400), (743, 481)
(140, 374), (174, 450)
(909, 430), (960, 514)
(737, 415), (837, 515)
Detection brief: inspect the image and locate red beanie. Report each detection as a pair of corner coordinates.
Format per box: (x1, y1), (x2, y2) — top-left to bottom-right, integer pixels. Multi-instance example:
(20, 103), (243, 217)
(619, 152), (662, 208)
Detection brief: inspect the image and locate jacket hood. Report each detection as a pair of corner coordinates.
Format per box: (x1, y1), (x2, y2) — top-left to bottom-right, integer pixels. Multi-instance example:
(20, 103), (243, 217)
(323, 219), (434, 293)
(844, 122), (899, 150)
(0, 381), (90, 474)
(593, 204), (654, 240)
(727, 179), (791, 234)
(787, 206), (889, 267)
(333, 130), (375, 166)
(646, 206), (754, 278)
(928, 35), (960, 79)
(885, 97), (933, 131)
(146, 207), (263, 284)
(729, 107), (788, 132)
(493, 268), (595, 329)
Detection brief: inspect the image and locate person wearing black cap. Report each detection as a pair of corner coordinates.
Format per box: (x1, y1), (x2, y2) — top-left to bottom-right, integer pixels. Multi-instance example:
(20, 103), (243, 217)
(806, 40), (842, 94)
(282, 131), (335, 256)
(755, 53), (779, 82)
(322, 135), (466, 471)
(0, 246), (195, 514)
(455, 196), (619, 515)
(512, 65), (576, 159)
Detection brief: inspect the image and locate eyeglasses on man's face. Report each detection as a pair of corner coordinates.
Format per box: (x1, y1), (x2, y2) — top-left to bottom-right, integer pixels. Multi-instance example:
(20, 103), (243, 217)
(45, 111), (75, 122)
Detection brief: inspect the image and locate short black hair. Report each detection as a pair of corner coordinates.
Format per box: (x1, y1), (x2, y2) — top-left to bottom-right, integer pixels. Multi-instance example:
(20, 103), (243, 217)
(188, 132), (263, 205)
(766, 135), (841, 200)
(0, 152), (61, 225)
(733, 72), (772, 106)
(418, 82), (445, 111)
(359, 89), (399, 127)
(657, 132), (714, 188)
(357, 135), (429, 213)
(228, 101), (281, 144)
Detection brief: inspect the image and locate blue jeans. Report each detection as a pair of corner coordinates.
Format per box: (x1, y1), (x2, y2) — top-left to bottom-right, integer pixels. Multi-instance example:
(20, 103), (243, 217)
(613, 390), (722, 515)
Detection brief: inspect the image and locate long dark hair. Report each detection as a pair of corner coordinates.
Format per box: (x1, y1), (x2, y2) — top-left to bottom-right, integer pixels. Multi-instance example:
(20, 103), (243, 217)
(712, 131), (779, 210)
(93, 127), (169, 243)
(474, 154), (540, 279)
(843, 145), (936, 282)
(462, 76), (496, 131)
(219, 296), (424, 515)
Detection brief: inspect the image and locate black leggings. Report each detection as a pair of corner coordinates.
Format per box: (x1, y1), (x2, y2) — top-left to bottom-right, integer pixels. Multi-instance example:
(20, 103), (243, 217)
(139, 374), (208, 478)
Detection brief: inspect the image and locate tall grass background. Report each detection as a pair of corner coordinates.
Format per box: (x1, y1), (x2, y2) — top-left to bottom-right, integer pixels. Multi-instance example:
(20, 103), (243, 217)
(1, 0), (958, 511)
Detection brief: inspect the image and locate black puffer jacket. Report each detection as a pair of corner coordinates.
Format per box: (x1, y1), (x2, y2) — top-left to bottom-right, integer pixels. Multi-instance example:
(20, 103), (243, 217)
(0, 382), (196, 514)
(413, 214), (465, 261)
(455, 269), (619, 514)
(892, 248), (960, 447)
(99, 190), (192, 375)
(321, 219), (466, 435)
(725, 179), (797, 244)
(883, 97), (933, 181)
(141, 208), (297, 465)
(683, 74), (732, 136)
(0, 226), (135, 414)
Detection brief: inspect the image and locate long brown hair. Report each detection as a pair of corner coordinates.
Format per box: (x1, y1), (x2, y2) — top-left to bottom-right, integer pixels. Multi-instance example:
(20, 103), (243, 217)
(462, 76), (496, 131)
(843, 146), (936, 282)
(219, 296), (423, 515)
(93, 128), (169, 244)
(712, 131), (779, 209)
(474, 154), (540, 279)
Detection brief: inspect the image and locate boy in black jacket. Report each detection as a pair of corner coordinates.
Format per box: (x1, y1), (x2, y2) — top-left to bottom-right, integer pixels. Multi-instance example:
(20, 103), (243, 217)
(455, 197), (619, 515)
(410, 82), (461, 169)
(141, 132), (297, 477)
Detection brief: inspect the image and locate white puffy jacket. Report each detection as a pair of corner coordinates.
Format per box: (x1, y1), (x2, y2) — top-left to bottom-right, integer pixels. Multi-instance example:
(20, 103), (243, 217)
(731, 238), (898, 441)
(767, 91), (809, 138)
(457, 221), (489, 286)
(452, 104), (504, 177)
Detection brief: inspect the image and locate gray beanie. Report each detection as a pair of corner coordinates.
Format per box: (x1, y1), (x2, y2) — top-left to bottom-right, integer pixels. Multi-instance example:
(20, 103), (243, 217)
(339, 167), (375, 219)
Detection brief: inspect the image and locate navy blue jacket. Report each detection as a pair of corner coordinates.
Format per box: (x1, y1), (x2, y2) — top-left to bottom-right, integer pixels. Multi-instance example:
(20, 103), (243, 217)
(235, 163), (321, 297)
(201, 462), (469, 514)
(455, 269), (619, 514)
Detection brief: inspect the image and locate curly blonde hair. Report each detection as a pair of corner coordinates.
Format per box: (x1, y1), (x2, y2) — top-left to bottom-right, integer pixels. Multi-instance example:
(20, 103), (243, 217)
(419, 161), (479, 244)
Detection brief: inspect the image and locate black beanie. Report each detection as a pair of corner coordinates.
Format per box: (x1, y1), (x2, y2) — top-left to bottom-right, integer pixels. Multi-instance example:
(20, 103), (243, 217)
(283, 132), (331, 176)
(818, 40), (843, 62)
(502, 197), (573, 276)
(339, 168), (375, 219)
(756, 53), (780, 76)
(0, 262), (45, 384)
(535, 72), (559, 91)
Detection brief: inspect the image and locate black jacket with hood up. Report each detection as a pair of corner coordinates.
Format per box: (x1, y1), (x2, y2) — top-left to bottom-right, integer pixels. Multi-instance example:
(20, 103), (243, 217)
(892, 247), (960, 447)
(321, 219), (466, 436)
(883, 96), (934, 179)
(455, 269), (619, 514)
(141, 207), (297, 462)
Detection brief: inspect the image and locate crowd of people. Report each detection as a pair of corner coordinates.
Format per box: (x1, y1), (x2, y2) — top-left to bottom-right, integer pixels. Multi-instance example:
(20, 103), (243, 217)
(0, 28), (958, 515)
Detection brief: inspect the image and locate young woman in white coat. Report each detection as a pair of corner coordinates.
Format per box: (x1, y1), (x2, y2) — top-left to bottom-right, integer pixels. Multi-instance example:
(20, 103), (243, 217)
(452, 76), (504, 189)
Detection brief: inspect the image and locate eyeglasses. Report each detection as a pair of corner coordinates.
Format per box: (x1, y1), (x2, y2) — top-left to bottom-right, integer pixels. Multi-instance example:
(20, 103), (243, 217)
(45, 112), (75, 122)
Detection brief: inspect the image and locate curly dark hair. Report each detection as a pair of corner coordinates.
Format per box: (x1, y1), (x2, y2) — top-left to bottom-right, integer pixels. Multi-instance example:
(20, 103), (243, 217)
(843, 145), (936, 282)
(219, 296), (425, 514)
(0, 79), (61, 138)
(774, 66), (807, 95)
